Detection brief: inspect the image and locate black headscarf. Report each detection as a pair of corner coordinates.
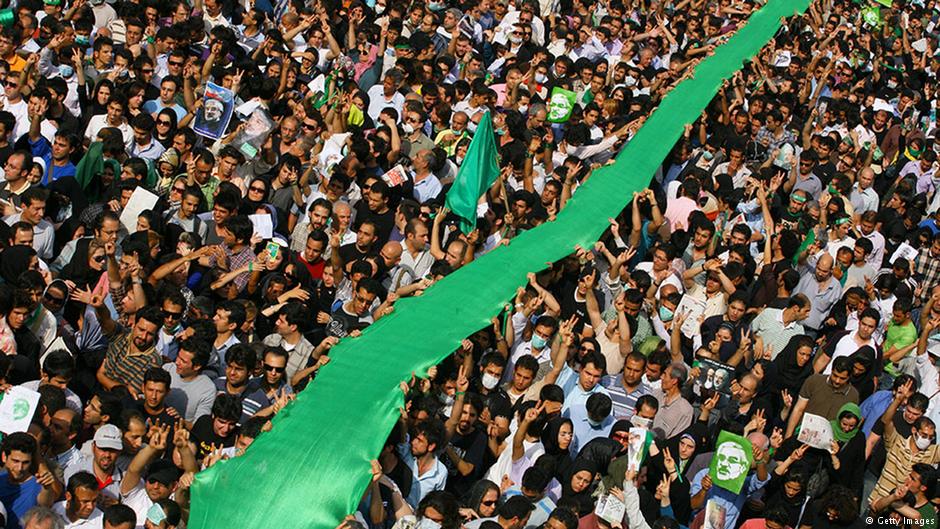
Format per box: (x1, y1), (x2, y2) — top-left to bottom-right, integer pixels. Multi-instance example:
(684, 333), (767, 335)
(849, 346), (877, 402)
(539, 417), (574, 479)
(0, 246), (35, 284)
(560, 458), (598, 517)
(769, 334), (814, 396)
(46, 176), (89, 223)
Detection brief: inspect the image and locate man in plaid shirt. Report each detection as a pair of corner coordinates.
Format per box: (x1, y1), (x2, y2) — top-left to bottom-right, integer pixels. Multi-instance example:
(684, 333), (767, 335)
(915, 234), (940, 305)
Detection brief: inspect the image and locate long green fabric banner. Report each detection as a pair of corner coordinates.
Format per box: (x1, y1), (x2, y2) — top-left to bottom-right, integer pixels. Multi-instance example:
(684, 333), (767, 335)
(188, 1), (810, 527)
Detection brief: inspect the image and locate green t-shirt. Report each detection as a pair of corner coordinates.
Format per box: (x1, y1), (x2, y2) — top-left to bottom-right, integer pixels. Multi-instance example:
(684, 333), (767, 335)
(884, 321), (918, 353)
(914, 502), (938, 529)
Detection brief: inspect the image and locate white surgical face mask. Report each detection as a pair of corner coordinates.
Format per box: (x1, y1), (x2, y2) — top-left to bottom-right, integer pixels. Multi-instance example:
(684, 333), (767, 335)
(375, 3), (385, 14)
(915, 433), (932, 450)
(481, 373), (500, 390)
(535, 73), (547, 84)
(402, 123), (415, 135)
(418, 518), (442, 529)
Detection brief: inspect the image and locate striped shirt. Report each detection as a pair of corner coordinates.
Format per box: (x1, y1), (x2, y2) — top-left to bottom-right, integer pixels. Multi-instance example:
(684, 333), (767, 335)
(102, 330), (162, 395)
(601, 375), (650, 420)
(870, 427), (940, 504)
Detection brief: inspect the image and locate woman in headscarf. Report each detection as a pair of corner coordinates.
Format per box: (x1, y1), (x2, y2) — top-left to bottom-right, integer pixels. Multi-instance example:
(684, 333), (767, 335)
(767, 334), (815, 419)
(557, 458), (598, 517)
(154, 108), (179, 149)
(645, 424), (707, 523)
(827, 403), (866, 497)
(539, 417), (574, 480)
(240, 177), (271, 216)
(459, 479), (500, 522)
(848, 346), (878, 402)
(60, 239), (109, 291)
(0, 246), (38, 284)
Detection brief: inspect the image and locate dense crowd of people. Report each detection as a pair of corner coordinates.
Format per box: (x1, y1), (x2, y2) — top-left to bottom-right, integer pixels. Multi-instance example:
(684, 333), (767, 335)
(0, 0), (936, 527)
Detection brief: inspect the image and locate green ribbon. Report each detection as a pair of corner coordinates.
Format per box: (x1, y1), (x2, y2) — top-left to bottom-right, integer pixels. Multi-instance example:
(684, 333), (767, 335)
(188, 1), (812, 527)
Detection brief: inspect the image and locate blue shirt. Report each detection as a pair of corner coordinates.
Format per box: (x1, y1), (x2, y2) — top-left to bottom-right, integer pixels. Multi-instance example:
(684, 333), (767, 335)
(690, 468), (770, 529)
(28, 136), (76, 186)
(396, 441), (447, 509)
(0, 472), (42, 529)
(860, 389), (894, 437)
(556, 364), (609, 417)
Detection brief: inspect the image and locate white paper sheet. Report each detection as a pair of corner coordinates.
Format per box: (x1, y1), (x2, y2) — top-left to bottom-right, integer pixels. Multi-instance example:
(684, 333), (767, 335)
(0, 386), (41, 434)
(119, 187), (160, 232)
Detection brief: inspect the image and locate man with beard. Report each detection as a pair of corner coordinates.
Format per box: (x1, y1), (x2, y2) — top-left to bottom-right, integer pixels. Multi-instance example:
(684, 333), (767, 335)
(290, 198), (332, 253)
(119, 425), (194, 527)
(52, 472), (102, 529)
(390, 219), (433, 290)
(443, 392), (487, 498)
(96, 304), (163, 399)
(213, 345), (257, 405)
(64, 425), (125, 505)
(297, 230), (328, 280)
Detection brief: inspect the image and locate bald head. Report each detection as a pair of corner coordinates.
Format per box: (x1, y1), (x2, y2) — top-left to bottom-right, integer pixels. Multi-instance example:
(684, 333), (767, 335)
(815, 253), (834, 283)
(380, 241), (403, 268)
(747, 431), (769, 451)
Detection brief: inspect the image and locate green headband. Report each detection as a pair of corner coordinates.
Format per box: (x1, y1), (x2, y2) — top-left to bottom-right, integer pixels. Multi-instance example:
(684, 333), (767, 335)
(835, 217), (852, 226)
(791, 193), (807, 203)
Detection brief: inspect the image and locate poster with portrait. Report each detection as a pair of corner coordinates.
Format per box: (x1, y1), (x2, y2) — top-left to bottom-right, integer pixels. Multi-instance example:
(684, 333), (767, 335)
(797, 413), (834, 450)
(194, 82), (235, 141)
(626, 427), (647, 473)
(0, 386), (41, 434)
(230, 108), (276, 159)
(694, 357), (734, 409)
(709, 430), (753, 494)
(703, 500), (728, 529)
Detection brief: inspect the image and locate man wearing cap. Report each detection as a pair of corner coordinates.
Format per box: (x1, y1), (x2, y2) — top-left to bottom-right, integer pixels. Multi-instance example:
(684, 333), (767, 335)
(119, 425), (193, 529)
(463, 495), (534, 529)
(64, 425), (125, 505)
(53, 472), (103, 529)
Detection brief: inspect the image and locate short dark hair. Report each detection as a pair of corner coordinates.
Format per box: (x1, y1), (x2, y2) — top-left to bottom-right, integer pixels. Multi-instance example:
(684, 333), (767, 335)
(831, 356), (853, 374)
(225, 344), (257, 370)
(143, 367), (171, 389)
(103, 504), (137, 527)
(211, 393), (242, 422)
(1, 432), (36, 458)
(180, 337), (211, 369)
(42, 350), (75, 380)
(515, 354), (539, 374)
(413, 418), (445, 450)
(19, 187), (48, 207)
(636, 394), (659, 414)
(67, 471), (98, 496)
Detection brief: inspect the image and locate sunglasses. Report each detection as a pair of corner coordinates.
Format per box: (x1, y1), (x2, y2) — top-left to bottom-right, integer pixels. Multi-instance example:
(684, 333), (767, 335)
(249, 186), (266, 193)
(157, 120), (172, 126)
(44, 293), (65, 304)
(93, 255), (107, 264)
(162, 310), (183, 320)
(169, 61), (184, 67)
(302, 122), (318, 129)
(481, 500), (497, 507)
(264, 364), (286, 373)
(172, 186), (186, 193)
(3, 80), (17, 88)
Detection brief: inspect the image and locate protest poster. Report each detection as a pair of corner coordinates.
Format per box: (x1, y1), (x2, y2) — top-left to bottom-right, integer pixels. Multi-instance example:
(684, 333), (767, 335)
(194, 82), (235, 141)
(0, 386), (40, 434)
(119, 187), (160, 232)
(626, 427), (647, 473)
(694, 357), (734, 409)
(675, 295), (707, 338)
(547, 87), (577, 123)
(797, 413), (834, 450)
(709, 430), (753, 494)
(703, 500), (728, 529)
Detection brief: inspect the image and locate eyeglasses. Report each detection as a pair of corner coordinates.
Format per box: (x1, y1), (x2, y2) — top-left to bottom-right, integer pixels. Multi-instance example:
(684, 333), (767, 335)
(93, 255), (107, 264)
(44, 293), (65, 305)
(249, 186), (266, 193)
(162, 309), (183, 320)
(263, 364), (286, 373)
(172, 185), (186, 193)
(481, 500), (497, 507)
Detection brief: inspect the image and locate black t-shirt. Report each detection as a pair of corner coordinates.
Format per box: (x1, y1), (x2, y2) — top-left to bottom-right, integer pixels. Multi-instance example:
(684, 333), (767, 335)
(191, 414), (238, 460)
(354, 202), (396, 243)
(443, 426), (488, 497)
(327, 306), (372, 338)
(338, 243), (376, 266)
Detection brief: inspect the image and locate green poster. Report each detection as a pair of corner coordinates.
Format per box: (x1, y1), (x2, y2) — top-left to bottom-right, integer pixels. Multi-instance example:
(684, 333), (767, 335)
(547, 87), (577, 123)
(709, 431), (754, 494)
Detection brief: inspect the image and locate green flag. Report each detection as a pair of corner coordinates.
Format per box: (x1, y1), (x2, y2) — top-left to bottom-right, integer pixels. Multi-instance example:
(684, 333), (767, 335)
(548, 87), (577, 123)
(709, 431), (754, 494)
(793, 228), (816, 266)
(861, 5), (882, 26)
(445, 110), (500, 235)
(873, 0), (891, 7)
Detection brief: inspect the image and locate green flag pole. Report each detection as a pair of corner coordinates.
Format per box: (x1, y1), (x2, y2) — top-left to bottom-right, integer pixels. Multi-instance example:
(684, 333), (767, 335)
(445, 110), (500, 235)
